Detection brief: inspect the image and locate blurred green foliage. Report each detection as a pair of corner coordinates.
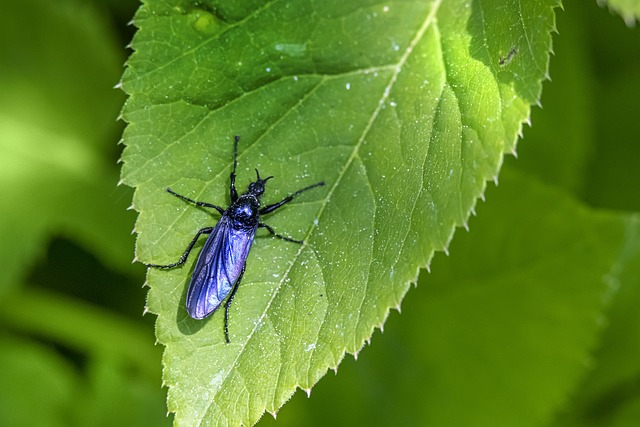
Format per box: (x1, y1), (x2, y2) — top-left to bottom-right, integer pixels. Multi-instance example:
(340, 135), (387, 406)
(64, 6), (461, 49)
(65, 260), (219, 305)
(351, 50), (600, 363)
(0, 0), (170, 425)
(0, 0), (638, 426)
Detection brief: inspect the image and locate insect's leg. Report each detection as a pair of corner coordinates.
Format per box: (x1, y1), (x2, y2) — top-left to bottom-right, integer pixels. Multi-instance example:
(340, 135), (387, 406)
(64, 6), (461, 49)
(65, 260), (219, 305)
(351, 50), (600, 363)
(166, 188), (225, 215)
(224, 263), (245, 344)
(259, 223), (303, 244)
(230, 136), (239, 203)
(146, 227), (214, 268)
(259, 181), (325, 215)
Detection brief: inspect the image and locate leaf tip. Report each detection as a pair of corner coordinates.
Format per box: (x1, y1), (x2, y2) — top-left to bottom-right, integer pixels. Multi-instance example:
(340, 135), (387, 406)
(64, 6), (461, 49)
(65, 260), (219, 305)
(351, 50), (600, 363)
(623, 15), (637, 28)
(304, 388), (312, 398)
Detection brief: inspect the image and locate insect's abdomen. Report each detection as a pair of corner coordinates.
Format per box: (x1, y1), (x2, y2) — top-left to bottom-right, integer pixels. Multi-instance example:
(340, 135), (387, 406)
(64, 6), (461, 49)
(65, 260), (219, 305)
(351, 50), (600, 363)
(186, 217), (256, 319)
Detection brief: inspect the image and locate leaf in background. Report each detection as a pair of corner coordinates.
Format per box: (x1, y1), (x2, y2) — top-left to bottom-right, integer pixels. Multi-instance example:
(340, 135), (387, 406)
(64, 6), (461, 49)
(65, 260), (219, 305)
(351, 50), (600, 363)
(551, 218), (640, 427)
(80, 356), (172, 427)
(600, 0), (640, 25)
(0, 288), (161, 381)
(411, 169), (636, 427)
(0, 331), (171, 427)
(0, 0), (168, 424)
(121, 0), (558, 424)
(0, 0), (134, 295)
(540, 3), (640, 426)
(583, 7), (640, 212)
(0, 286), (169, 426)
(0, 335), (79, 427)
(517, 5), (595, 195)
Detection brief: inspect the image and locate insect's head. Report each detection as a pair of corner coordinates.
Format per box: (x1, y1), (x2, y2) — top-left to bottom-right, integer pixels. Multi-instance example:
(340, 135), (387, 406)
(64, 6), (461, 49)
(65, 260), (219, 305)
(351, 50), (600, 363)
(247, 169), (273, 197)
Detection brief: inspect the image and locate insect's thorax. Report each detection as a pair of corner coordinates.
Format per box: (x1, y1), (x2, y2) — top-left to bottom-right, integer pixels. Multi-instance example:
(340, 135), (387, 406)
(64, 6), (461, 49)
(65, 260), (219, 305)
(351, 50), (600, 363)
(227, 194), (260, 228)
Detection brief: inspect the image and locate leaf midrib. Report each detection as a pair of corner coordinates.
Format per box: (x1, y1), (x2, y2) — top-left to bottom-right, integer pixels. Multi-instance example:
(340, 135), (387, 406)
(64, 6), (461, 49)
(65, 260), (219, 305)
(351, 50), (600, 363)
(197, 0), (444, 424)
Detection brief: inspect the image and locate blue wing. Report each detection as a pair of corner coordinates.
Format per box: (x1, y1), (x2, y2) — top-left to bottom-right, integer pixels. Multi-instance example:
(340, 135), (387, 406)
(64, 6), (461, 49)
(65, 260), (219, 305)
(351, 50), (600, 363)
(186, 216), (256, 319)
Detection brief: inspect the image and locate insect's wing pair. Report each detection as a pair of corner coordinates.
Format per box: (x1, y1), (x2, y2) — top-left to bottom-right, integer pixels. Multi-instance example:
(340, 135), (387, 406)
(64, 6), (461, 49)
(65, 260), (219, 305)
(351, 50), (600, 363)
(186, 216), (255, 319)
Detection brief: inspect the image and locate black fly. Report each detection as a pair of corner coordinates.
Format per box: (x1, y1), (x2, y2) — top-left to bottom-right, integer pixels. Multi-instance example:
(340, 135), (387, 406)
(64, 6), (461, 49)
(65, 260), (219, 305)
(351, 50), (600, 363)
(499, 45), (518, 67)
(146, 136), (324, 343)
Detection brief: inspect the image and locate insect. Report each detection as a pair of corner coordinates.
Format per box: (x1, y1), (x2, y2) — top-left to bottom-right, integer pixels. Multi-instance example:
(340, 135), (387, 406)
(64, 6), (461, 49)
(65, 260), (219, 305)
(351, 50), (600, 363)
(146, 136), (324, 343)
(499, 45), (518, 67)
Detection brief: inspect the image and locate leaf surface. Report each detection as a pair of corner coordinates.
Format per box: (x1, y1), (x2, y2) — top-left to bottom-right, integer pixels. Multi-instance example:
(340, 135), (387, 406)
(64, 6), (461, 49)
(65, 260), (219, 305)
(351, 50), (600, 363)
(257, 167), (638, 427)
(121, 0), (558, 424)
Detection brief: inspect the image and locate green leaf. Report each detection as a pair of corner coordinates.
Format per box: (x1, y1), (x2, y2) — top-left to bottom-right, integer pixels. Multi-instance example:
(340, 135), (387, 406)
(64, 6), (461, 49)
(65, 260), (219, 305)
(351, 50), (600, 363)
(550, 218), (640, 427)
(81, 356), (172, 427)
(517, 5), (594, 195)
(0, 332), (171, 427)
(582, 13), (640, 211)
(0, 335), (79, 427)
(0, 288), (169, 426)
(121, 0), (558, 424)
(601, 0), (640, 25)
(0, 288), (162, 380)
(258, 167), (638, 427)
(412, 169), (635, 427)
(0, 0), (134, 294)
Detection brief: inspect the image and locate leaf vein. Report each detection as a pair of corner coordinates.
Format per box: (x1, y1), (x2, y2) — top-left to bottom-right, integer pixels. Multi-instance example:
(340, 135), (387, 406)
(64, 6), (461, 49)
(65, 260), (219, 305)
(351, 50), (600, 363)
(199, 0), (444, 422)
